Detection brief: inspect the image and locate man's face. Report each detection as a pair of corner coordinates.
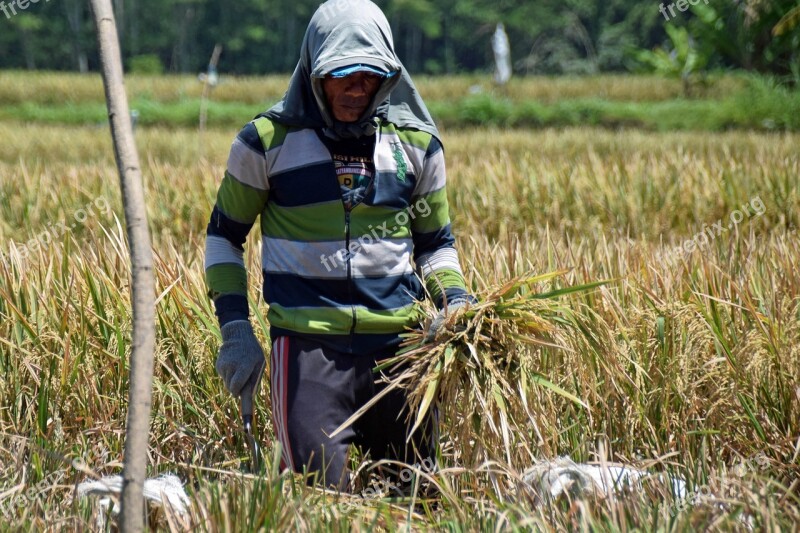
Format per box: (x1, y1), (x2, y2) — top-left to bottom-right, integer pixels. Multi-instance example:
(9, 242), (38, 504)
(322, 72), (383, 123)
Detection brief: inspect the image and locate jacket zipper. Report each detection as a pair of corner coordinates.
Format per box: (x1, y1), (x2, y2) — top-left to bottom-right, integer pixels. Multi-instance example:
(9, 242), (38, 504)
(326, 126), (380, 351)
(344, 209), (356, 349)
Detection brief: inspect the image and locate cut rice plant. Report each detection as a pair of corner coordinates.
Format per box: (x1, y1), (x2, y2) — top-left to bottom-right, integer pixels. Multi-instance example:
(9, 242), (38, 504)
(334, 271), (611, 468)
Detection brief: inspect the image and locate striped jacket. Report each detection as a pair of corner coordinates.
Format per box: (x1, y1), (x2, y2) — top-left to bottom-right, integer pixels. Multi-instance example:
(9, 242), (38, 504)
(204, 116), (470, 354)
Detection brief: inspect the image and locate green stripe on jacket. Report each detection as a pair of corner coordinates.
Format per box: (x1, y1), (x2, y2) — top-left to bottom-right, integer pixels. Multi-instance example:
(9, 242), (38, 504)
(268, 303), (422, 335)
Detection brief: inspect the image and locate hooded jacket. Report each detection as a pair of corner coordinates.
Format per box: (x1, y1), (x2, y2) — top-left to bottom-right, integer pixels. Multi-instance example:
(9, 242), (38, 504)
(204, 0), (470, 354)
(262, 0), (439, 141)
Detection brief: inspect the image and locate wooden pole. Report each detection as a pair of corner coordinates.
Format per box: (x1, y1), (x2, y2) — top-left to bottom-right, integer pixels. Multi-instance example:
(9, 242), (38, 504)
(89, 1), (156, 530)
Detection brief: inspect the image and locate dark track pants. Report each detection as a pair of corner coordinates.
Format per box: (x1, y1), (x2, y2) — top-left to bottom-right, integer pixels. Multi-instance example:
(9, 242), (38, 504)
(270, 336), (436, 490)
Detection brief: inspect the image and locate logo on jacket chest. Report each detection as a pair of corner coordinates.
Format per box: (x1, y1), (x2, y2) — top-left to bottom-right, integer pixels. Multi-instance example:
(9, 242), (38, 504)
(391, 142), (408, 183)
(333, 154), (373, 190)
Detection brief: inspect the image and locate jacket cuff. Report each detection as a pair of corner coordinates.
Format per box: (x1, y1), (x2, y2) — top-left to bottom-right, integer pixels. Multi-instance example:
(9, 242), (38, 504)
(434, 288), (477, 310)
(214, 294), (250, 327)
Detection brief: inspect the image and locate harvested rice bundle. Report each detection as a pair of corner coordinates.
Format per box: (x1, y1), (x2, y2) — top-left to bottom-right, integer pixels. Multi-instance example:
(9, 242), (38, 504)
(335, 271), (610, 467)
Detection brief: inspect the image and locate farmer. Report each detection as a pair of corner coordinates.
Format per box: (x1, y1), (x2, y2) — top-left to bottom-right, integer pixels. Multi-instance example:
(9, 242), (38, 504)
(204, 0), (473, 490)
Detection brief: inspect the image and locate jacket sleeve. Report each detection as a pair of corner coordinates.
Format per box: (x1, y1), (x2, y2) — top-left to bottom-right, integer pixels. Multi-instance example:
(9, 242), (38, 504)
(410, 136), (472, 308)
(204, 121), (269, 326)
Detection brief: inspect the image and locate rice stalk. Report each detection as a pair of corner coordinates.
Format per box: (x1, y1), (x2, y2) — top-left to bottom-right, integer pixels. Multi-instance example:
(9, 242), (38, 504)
(333, 272), (611, 469)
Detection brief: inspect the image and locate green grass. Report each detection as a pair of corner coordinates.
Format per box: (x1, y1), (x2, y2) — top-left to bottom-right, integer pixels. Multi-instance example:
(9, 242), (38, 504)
(0, 98), (265, 128)
(430, 77), (800, 130)
(0, 77), (798, 529)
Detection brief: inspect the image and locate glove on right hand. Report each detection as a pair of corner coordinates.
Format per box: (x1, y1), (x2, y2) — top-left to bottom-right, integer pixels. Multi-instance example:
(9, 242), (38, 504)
(215, 320), (266, 398)
(424, 297), (472, 344)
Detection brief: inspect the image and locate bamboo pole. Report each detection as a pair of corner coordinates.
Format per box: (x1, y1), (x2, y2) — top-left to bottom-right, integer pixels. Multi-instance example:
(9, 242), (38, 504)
(89, 1), (156, 530)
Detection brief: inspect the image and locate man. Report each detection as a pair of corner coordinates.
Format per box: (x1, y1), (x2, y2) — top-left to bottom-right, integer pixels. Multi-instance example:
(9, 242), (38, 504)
(204, 0), (473, 490)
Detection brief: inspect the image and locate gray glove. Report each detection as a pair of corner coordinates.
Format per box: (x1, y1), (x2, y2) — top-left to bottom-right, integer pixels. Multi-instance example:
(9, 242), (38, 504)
(424, 298), (471, 344)
(215, 320), (266, 398)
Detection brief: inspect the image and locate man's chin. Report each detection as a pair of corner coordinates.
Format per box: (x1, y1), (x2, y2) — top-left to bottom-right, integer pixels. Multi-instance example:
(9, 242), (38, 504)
(334, 115), (363, 123)
(333, 107), (369, 123)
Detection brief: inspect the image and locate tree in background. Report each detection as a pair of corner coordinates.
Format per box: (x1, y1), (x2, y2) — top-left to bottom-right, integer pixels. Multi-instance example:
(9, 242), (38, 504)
(687, 0), (800, 83)
(636, 24), (710, 96)
(0, 0), (797, 82)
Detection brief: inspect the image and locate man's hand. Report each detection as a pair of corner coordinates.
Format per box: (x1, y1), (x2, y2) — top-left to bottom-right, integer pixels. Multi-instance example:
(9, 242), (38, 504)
(424, 296), (474, 344)
(215, 320), (266, 398)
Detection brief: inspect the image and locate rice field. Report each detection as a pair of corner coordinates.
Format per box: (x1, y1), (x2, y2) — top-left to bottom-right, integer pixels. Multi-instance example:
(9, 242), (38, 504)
(0, 74), (798, 530)
(0, 71), (747, 105)
(3, 71), (797, 131)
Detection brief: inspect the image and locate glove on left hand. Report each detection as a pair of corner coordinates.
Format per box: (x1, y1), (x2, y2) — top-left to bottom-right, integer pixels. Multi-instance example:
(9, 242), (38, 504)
(215, 320), (266, 398)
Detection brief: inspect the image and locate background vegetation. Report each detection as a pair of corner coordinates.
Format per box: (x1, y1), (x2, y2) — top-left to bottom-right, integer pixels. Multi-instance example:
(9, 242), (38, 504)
(1, 71), (800, 131)
(1, 0), (799, 82)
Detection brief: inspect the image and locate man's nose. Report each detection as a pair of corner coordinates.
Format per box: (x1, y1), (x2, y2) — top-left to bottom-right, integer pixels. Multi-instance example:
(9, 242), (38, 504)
(343, 80), (368, 97)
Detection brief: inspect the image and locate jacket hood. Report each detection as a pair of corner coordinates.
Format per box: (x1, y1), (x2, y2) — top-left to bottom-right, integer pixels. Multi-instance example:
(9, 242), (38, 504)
(261, 0), (439, 140)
